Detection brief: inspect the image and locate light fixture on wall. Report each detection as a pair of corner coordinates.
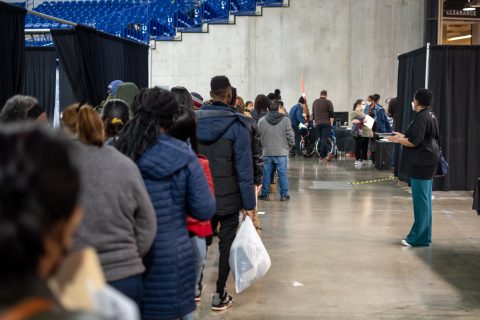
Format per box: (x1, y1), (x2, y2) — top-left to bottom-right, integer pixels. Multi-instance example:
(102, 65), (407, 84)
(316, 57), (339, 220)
(447, 34), (473, 41)
(463, 0), (476, 11)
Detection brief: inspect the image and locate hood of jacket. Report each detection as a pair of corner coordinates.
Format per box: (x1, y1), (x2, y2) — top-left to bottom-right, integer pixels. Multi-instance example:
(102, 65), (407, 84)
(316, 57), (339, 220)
(196, 103), (241, 145)
(265, 110), (286, 125)
(138, 134), (195, 180)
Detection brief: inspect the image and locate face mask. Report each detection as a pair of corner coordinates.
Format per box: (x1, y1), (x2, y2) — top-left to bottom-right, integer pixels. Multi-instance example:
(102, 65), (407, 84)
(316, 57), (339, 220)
(411, 102), (416, 111)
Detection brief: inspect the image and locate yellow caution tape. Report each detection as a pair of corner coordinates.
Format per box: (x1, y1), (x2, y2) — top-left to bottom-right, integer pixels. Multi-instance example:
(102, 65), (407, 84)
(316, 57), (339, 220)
(349, 176), (397, 185)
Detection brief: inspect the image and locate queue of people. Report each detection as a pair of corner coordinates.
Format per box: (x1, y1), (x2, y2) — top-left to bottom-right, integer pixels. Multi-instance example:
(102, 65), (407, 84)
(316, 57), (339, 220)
(0, 77), (297, 320)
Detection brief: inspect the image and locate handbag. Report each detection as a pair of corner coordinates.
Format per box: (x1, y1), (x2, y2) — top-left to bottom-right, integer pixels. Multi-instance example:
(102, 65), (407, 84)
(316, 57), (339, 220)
(436, 149), (448, 177)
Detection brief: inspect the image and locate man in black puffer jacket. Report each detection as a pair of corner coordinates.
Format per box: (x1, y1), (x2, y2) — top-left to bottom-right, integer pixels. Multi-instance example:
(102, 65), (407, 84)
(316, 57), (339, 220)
(196, 76), (255, 312)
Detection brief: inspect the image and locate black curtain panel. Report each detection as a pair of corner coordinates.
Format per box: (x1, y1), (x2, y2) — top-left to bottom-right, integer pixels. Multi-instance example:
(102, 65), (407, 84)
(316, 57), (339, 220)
(52, 25), (149, 107)
(0, 2), (26, 109)
(394, 47), (427, 182)
(24, 47), (57, 121)
(429, 46), (480, 191)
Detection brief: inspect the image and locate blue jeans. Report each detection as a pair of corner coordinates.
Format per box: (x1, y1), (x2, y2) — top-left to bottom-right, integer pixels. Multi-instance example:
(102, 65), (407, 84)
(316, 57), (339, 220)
(406, 178), (433, 246)
(261, 156), (289, 197)
(190, 236), (206, 295)
(108, 274), (142, 307)
(315, 124), (331, 158)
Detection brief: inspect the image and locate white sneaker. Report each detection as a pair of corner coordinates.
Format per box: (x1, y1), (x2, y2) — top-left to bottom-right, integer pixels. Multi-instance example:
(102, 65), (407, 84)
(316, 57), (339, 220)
(401, 239), (412, 247)
(365, 160), (373, 166)
(354, 160), (362, 166)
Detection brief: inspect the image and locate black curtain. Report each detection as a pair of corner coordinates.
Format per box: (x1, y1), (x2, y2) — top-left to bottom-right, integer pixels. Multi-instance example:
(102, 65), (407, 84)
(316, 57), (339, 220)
(52, 25), (149, 107)
(429, 46), (480, 191)
(395, 47), (427, 182)
(0, 2), (26, 109)
(24, 47), (57, 121)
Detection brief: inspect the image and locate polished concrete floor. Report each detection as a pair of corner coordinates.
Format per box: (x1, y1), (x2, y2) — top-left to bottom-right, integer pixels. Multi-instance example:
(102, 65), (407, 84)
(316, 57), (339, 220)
(195, 157), (479, 319)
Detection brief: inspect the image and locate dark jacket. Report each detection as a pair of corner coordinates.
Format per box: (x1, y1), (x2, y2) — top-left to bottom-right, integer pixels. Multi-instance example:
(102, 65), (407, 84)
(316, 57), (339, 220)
(313, 97), (334, 126)
(289, 103), (303, 128)
(196, 102), (255, 214)
(242, 115), (263, 186)
(399, 108), (440, 180)
(251, 109), (268, 123)
(364, 104), (392, 133)
(138, 134), (216, 320)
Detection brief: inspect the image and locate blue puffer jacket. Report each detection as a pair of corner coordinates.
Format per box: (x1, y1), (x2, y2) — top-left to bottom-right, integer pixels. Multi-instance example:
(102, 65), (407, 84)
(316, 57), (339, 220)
(138, 134), (216, 320)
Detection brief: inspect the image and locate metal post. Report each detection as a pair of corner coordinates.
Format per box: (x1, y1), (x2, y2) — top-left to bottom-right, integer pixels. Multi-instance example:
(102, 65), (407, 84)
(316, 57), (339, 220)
(425, 42), (431, 89)
(26, 8), (77, 26)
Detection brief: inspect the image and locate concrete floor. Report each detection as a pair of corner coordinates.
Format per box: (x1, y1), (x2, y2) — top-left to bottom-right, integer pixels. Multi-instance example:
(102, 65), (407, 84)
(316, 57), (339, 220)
(195, 157), (480, 319)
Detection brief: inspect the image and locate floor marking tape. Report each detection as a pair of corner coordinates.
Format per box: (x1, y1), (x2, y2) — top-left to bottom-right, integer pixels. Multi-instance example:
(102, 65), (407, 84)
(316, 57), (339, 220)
(349, 176), (397, 185)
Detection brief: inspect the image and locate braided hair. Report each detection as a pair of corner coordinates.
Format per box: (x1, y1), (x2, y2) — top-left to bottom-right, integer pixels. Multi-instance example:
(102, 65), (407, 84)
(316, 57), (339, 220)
(114, 87), (180, 161)
(0, 124), (80, 283)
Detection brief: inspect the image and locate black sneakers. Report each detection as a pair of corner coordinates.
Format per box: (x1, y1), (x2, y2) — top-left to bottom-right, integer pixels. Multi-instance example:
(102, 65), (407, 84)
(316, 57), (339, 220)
(280, 195), (290, 201)
(211, 291), (234, 311)
(258, 194), (270, 201)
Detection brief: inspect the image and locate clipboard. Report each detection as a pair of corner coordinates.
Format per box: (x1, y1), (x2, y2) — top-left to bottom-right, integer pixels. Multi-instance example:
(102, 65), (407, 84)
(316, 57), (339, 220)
(364, 115), (375, 129)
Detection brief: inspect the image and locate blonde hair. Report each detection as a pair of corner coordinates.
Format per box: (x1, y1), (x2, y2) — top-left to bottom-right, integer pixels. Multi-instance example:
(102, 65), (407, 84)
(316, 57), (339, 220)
(61, 103), (104, 146)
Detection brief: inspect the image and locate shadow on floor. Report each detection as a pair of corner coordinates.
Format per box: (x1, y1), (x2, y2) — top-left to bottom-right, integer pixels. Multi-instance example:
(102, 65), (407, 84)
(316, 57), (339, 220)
(415, 245), (480, 308)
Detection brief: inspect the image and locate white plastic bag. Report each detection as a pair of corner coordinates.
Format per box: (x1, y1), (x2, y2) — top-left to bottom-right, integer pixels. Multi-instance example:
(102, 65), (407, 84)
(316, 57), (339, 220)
(229, 216), (271, 293)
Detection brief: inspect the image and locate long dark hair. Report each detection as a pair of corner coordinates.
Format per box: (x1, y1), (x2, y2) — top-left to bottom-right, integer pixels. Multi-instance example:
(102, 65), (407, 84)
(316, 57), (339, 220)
(102, 99), (130, 139)
(169, 106), (198, 154)
(254, 94), (269, 114)
(171, 86), (194, 111)
(0, 124), (80, 282)
(114, 87), (180, 161)
(353, 99), (364, 111)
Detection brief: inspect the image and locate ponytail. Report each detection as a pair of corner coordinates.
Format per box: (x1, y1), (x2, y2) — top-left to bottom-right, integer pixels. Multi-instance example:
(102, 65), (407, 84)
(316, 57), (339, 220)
(77, 106), (104, 147)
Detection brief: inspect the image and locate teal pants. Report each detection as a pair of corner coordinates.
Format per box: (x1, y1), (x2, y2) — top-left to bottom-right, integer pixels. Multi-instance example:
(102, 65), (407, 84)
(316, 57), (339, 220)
(406, 178), (433, 246)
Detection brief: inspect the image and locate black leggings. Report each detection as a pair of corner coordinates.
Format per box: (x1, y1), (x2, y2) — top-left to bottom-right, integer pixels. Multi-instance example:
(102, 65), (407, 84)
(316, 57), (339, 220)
(354, 136), (369, 161)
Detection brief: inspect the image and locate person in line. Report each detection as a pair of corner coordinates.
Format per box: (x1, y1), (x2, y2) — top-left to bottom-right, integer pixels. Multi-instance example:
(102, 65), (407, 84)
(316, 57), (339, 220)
(312, 90), (334, 161)
(236, 95), (245, 114)
(168, 95), (214, 303)
(0, 124), (100, 319)
(0, 95), (47, 124)
(244, 100), (254, 117)
(387, 97), (397, 131)
(102, 99), (130, 145)
(365, 93), (392, 134)
(229, 88), (264, 232)
(251, 94), (269, 123)
(289, 97), (307, 157)
(64, 104), (157, 307)
(388, 89), (440, 247)
(115, 87), (216, 320)
(172, 86), (195, 110)
(258, 101), (295, 201)
(191, 92), (204, 109)
(196, 76), (255, 311)
(350, 99), (372, 166)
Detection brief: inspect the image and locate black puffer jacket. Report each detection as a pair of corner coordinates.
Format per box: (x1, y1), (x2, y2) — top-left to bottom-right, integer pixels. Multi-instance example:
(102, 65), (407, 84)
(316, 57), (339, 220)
(241, 116), (263, 186)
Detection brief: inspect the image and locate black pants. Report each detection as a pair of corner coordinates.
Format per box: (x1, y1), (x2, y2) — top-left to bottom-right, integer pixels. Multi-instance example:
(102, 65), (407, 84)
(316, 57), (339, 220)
(354, 136), (369, 161)
(291, 125), (301, 155)
(315, 124), (331, 158)
(211, 213), (239, 294)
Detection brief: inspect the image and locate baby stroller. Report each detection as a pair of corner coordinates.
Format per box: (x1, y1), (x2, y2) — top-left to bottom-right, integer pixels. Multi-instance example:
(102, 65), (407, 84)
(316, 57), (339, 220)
(299, 122), (316, 157)
(314, 127), (338, 159)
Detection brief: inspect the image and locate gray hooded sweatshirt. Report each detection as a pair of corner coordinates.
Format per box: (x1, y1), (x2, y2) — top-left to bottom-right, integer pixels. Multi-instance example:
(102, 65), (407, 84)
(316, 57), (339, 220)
(258, 111), (295, 156)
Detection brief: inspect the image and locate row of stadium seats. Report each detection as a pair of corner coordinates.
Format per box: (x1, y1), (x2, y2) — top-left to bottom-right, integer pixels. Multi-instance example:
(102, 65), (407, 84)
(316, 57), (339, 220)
(25, 0), (285, 45)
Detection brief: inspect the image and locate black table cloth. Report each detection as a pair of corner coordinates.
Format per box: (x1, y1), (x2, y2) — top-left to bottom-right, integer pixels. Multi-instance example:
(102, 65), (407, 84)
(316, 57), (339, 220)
(335, 128), (355, 153)
(474, 178), (480, 215)
(375, 140), (394, 171)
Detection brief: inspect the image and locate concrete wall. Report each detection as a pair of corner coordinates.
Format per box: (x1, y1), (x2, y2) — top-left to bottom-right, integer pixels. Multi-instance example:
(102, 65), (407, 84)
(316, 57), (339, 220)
(151, 0), (424, 112)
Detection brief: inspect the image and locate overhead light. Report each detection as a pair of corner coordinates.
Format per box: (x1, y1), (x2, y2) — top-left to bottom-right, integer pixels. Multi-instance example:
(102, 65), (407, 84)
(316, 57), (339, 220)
(447, 34), (472, 41)
(464, 0), (476, 10)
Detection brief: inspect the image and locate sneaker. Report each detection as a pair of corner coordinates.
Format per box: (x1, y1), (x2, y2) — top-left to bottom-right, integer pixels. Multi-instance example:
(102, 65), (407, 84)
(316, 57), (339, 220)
(211, 291), (234, 311)
(326, 153), (334, 161)
(258, 194), (270, 201)
(195, 284), (203, 302)
(280, 195), (290, 201)
(401, 239), (412, 247)
(354, 160), (362, 166)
